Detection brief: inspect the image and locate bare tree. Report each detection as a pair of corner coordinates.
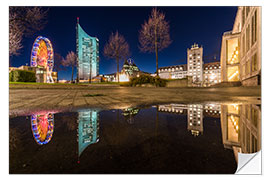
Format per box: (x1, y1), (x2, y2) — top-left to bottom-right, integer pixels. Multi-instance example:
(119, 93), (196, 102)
(53, 53), (64, 82)
(62, 51), (77, 83)
(9, 7), (48, 57)
(139, 8), (172, 76)
(103, 31), (130, 82)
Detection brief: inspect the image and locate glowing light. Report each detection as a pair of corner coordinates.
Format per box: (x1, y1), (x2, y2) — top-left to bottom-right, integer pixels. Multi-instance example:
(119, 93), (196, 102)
(119, 73), (129, 82)
(31, 113), (54, 145)
(30, 36), (54, 83)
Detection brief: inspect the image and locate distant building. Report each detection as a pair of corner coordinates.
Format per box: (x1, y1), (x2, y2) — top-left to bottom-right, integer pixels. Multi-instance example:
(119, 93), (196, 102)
(220, 7), (261, 86)
(203, 62), (221, 86)
(76, 19), (99, 83)
(187, 43), (203, 84)
(9, 65), (57, 83)
(158, 64), (187, 79)
(103, 58), (146, 82)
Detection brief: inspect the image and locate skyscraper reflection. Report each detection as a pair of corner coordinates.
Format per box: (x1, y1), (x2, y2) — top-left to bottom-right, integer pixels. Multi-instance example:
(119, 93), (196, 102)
(77, 109), (99, 157)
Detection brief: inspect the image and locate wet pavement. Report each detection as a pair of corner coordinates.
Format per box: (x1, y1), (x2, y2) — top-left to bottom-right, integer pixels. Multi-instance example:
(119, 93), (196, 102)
(9, 102), (261, 174)
(9, 86), (261, 117)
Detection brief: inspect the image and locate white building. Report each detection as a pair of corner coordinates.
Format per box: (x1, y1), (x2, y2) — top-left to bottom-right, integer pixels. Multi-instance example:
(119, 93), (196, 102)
(187, 104), (203, 136)
(203, 62), (221, 86)
(158, 64), (187, 79)
(187, 43), (203, 84)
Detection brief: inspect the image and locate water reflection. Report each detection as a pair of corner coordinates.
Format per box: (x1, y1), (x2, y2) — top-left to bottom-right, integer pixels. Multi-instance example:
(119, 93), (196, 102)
(77, 110), (99, 157)
(158, 103), (221, 136)
(31, 112), (54, 145)
(220, 104), (261, 161)
(9, 102), (261, 173)
(157, 103), (261, 156)
(122, 107), (140, 124)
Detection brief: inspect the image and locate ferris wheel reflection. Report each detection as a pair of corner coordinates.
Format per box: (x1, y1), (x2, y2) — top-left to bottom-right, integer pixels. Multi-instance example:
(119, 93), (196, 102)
(31, 113), (54, 145)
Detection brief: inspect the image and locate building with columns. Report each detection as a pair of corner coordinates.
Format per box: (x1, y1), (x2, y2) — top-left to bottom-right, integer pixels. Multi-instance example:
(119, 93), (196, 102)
(220, 7), (261, 86)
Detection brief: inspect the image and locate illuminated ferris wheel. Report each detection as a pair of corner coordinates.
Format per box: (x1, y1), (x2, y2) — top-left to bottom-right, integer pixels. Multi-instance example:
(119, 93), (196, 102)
(30, 36), (54, 83)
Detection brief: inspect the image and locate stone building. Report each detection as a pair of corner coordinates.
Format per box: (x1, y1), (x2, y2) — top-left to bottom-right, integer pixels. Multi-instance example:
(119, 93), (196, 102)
(220, 7), (261, 86)
(158, 64), (187, 79)
(187, 43), (203, 84)
(203, 62), (221, 86)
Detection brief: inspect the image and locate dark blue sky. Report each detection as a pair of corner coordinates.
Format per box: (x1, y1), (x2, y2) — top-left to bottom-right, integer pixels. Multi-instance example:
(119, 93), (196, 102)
(10, 6), (237, 80)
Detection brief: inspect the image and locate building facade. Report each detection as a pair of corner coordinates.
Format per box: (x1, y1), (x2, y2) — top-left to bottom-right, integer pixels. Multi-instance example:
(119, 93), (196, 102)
(220, 103), (261, 161)
(158, 64), (187, 79)
(77, 109), (99, 157)
(187, 43), (203, 84)
(76, 19), (99, 82)
(203, 62), (221, 86)
(220, 7), (261, 86)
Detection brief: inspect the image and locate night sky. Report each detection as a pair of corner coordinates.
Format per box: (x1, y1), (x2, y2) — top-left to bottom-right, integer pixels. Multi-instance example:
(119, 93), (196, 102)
(10, 6), (238, 80)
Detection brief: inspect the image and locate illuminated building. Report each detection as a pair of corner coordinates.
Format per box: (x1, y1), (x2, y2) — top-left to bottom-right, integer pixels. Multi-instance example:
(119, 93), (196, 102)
(76, 18), (99, 82)
(187, 104), (203, 136)
(203, 62), (221, 86)
(31, 112), (54, 145)
(158, 104), (187, 114)
(220, 7), (261, 86)
(103, 58), (147, 82)
(30, 36), (55, 83)
(187, 43), (203, 84)
(158, 64), (187, 79)
(77, 109), (99, 157)
(220, 103), (261, 162)
(203, 103), (221, 118)
(122, 107), (140, 124)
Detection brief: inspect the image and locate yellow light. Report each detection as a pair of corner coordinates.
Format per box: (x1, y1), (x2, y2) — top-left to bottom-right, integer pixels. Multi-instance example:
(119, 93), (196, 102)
(236, 51), (239, 55)
(228, 70), (239, 80)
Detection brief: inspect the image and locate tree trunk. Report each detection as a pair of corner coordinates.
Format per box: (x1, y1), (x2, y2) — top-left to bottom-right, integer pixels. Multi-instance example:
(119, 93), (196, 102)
(117, 58), (119, 83)
(89, 60), (92, 84)
(154, 22), (159, 77)
(56, 70), (58, 83)
(71, 66), (74, 83)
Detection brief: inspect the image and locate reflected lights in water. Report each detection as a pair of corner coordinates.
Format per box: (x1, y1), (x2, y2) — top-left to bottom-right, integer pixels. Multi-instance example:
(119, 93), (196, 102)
(31, 113), (54, 145)
(77, 110), (99, 157)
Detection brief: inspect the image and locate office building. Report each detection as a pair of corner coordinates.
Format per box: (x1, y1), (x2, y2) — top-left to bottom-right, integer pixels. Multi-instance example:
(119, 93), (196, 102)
(76, 19), (99, 82)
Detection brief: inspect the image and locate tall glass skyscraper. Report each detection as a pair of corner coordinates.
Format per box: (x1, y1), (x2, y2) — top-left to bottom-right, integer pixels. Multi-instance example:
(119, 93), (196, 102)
(76, 18), (99, 82)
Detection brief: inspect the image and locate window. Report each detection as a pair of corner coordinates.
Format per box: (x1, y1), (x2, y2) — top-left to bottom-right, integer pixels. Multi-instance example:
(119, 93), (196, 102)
(251, 53), (258, 72)
(246, 24), (250, 52)
(242, 34), (245, 57)
(251, 107), (258, 128)
(246, 60), (250, 75)
(242, 7), (246, 26)
(252, 10), (257, 45)
(246, 7), (250, 17)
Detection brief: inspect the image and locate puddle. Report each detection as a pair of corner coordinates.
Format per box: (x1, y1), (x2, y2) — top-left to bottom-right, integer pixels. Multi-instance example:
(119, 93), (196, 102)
(9, 102), (261, 174)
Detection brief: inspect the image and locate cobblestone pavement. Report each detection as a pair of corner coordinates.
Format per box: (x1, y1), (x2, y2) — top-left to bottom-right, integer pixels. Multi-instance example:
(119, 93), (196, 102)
(9, 86), (261, 117)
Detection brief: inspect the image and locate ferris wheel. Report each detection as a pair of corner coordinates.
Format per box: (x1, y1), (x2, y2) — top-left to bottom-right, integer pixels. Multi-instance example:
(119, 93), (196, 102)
(30, 36), (54, 83)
